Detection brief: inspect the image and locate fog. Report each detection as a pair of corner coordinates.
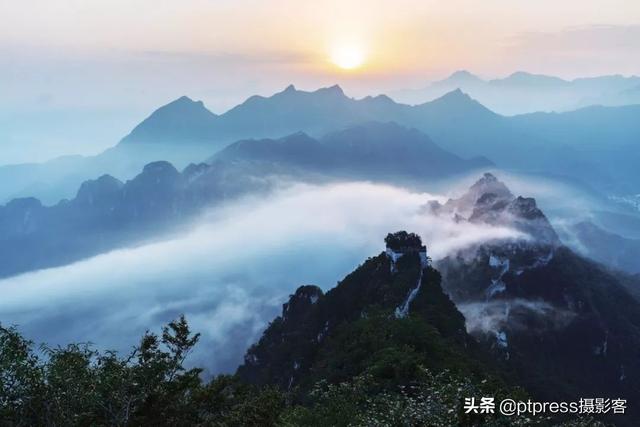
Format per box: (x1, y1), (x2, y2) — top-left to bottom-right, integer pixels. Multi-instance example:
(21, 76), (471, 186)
(0, 181), (523, 374)
(459, 299), (576, 338)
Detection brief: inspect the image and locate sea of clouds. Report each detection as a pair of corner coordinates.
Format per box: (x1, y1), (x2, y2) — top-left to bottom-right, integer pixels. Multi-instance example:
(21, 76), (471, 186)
(0, 181), (524, 374)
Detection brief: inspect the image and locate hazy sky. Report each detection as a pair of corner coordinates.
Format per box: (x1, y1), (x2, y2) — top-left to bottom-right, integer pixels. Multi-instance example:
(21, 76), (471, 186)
(1, 0), (639, 163)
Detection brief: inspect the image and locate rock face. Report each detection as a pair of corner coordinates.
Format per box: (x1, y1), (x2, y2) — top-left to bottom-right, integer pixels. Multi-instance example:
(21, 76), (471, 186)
(429, 172), (559, 244)
(434, 174), (640, 420)
(384, 231), (429, 273)
(237, 232), (472, 391)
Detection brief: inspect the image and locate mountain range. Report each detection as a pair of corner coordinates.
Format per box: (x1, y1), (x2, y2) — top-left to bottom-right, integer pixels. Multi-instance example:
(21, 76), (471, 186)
(0, 122), (487, 279)
(212, 121), (491, 180)
(393, 70), (640, 115)
(2, 83), (639, 205)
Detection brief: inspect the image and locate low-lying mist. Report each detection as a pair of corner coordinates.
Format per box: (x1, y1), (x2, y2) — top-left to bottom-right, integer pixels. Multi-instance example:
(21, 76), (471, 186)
(0, 181), (524, 374)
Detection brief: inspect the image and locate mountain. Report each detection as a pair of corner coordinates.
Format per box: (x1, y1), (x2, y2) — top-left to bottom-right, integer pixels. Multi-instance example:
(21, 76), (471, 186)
(121, 85), (403, 149)
(120, 85), (640, 195)
(435, 69), (484, 87)
(236, 231), (529, 425)
(2, 83), (639, 205)
(0, 159), (273, 278)
(122, 86), (502, 154)
(432, 172), (560, 244)
(212, 121), (491, 181)
(118, 86), (639, 197)
(393, 70), (640, 114)
(432, 174), (640, 421)
(0, 123), (489, 279)
(489, 71), (569, 88)
(1, 232), (609, 426)
(120, 96), (219, 145)
(237, 227), (639, 424)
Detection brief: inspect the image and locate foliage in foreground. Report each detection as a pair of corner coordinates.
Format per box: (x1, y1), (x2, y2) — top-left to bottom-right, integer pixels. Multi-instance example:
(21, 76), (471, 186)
(0, 318), (604, 427)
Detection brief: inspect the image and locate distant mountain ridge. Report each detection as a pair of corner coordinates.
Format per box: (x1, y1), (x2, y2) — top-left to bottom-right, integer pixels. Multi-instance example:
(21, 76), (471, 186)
(0, 159), (272, 278)
(212, 121), (491, 180)
(118, 85), (491, 150)
(393, 70), (640, 114)
(1, 81), (639, 205)
(120, 96), (219, 145)
(115, 84), (640, 195)
(0, 122), (485, 279)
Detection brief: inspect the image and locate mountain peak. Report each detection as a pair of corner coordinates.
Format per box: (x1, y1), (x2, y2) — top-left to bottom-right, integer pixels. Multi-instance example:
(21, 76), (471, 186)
(74, 175), (124, 207)
(163, 95), (208, 111)
(141, 160), (179, 176)
(314, 84), (345, 96)
(238, 231), (469, 389)
(494, 71), (568, 86)
(175, 95), (196, 103)
(119, 95), (217, 145)
(430, 70), (484, 89)
(438, 88), (471, 100)
(434, 173), (559, 244)
(426, 89), (483, 109)
(470, 172), (511, 196)
(446, 70), (482, 82)
(274, 84), (345, 98)
(411, 86), (499, 117)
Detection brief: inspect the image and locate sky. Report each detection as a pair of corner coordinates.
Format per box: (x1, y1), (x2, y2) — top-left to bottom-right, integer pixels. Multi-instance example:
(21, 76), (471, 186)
(1, 0), (640, 163)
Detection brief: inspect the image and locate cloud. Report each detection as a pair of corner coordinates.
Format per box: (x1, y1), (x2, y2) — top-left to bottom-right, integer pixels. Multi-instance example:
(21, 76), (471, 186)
(458, 299), (576, 337)
(0, 181), (522, 374)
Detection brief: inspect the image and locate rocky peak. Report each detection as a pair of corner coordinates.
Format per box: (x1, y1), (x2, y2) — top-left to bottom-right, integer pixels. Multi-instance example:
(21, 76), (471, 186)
(384, 231), (424, 252)
(237, 232), (469, 390)
(139, 161), (180, 180)
(0, 197), (43, 235)
(120, 161), (184, 217)
(74, 175), (124, 208)
(282, 285), (324, 321)
(3, 197), (43, 212)
(430, 173), (558, 245)
(468, 173), (514, 201)
(314, 84), (345, 97)
(507, 196), (545, 220)
(437, 173), (514, 218)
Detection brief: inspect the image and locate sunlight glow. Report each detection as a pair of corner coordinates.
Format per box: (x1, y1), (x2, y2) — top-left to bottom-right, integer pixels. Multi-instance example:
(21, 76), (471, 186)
(330, 44), (366, 70)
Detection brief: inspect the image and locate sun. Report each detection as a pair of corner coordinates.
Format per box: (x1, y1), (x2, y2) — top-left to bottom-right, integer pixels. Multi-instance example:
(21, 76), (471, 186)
(330, 45), (366, 70)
